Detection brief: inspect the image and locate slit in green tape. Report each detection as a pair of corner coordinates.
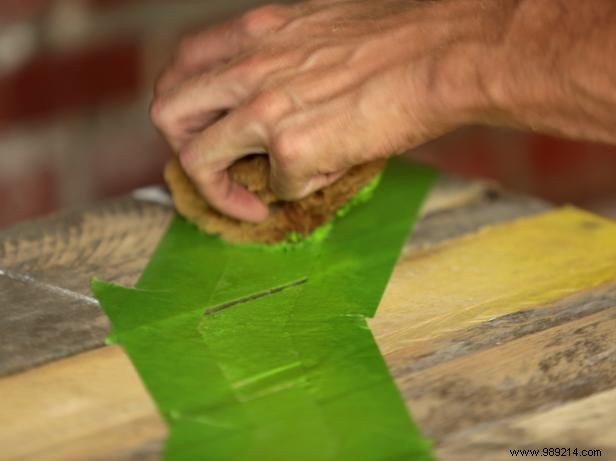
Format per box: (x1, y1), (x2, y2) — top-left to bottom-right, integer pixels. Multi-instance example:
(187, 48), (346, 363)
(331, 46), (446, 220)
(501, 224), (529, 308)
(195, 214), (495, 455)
(92, 158), (437, 461)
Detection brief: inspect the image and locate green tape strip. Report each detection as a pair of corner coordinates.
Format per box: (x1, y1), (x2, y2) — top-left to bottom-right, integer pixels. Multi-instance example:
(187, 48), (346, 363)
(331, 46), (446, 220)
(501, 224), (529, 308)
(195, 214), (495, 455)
(92, 158), (436, 461)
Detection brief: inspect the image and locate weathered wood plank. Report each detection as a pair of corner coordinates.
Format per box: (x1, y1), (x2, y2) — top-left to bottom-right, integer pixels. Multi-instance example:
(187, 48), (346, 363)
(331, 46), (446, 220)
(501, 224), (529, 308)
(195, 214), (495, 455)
(0, 274), (107, 376)
(372, 207), (616, 353)
(437, 387), (616, 461)
(398, 308), (616, 439)
(411, 187), (550, 249)
(0, 197), (172, 294)
(3, 299), (613, 460)
(385, 282), (616, 374)
(0, 178), (540, 376)
(0, 177), (497, 292)
(4, 177), (586, 460)
(0, 346), (166, 461)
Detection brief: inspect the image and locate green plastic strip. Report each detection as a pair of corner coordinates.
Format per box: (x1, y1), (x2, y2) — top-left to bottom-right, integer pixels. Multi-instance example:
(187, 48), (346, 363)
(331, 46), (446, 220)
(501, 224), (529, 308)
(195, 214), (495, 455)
(92, 158), (436, 461)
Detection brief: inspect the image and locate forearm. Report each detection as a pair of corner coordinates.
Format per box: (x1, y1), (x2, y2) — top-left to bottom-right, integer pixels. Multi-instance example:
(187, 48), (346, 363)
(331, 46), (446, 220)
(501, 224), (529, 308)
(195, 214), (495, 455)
(478, 0), (616, 144)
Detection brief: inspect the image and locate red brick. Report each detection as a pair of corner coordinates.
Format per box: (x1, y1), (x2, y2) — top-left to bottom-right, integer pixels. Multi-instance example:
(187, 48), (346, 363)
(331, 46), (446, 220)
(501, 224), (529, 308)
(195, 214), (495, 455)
(528, 135), (616, 203)
(0, 165), (59, 228)
(0, 38), (142, 130)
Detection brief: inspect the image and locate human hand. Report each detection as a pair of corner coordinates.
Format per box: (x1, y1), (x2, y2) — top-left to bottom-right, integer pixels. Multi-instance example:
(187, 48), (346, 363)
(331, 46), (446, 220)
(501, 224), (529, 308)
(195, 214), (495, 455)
(151, 0), (505, 221)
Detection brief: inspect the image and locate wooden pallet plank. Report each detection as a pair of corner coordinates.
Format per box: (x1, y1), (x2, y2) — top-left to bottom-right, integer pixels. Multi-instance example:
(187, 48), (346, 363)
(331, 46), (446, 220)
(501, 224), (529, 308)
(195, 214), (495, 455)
(436, 387), (616, 461)
(372, 208), (616, 353)
(410, 188), (549, 249)
(398, 308), (616, 439)
(0, 274), (107, 376)
(0, 180), (543, 376)
(3, 304), (613, 460)
(0, 346), (166, 461)
(385, 282), (616, 374)
(0, 198), (172, 294)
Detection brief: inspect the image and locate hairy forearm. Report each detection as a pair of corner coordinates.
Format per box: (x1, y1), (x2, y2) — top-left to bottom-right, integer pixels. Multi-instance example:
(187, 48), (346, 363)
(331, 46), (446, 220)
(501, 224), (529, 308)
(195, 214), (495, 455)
(479, 0), (616, 144)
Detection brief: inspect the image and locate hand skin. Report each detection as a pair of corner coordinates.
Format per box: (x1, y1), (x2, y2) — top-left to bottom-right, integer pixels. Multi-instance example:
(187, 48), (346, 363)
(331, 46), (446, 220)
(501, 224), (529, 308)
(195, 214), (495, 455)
(151, 0), (616, 222)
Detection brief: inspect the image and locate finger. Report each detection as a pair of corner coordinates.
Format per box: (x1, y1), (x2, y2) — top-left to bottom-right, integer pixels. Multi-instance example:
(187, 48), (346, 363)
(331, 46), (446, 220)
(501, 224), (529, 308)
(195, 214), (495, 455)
(267, 107), (358, 201)
(156, 21), (242, 95)
(152, 52), (296, 151)
(192, 167), (269, 223)
(151, 72), (246, 151)
(180, 112), (270, 223)
(267, 80), (399, 200)
(269, 162), (348, 201)
(156, 5), (288, 94)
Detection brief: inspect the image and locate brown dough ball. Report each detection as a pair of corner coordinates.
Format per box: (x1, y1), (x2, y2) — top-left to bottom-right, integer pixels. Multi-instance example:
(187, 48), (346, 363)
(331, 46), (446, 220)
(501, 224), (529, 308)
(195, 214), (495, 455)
(164, 155), (385, 244)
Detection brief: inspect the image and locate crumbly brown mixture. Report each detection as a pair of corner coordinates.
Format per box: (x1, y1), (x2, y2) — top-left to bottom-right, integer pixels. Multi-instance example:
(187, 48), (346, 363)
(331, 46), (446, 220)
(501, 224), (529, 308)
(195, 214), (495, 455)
(164, 155), (385, 243)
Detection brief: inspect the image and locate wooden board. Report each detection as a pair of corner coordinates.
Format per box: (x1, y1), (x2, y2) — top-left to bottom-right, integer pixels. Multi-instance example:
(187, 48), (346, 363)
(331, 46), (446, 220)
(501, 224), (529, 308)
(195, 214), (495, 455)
(0, 179), (510, 376)
(0, 346), (165, 461)
(1, 178), (614, 461)
(437, 387), (616, 461)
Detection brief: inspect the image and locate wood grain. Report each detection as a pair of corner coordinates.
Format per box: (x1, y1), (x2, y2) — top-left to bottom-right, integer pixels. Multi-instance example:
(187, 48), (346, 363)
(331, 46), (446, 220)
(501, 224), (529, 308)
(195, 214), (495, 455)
(0, 197), (171, 293)
(0, 346), (166, 461)
(373, 207), (616, 353)
(437, 387), (616, 461)
(398, 306), (616, 439)
(411, 187), (550, 249)
(3, 176), (613, 461)
(0, 274), (107, 376)
(2, 285), (613, 461)
(385, 282), (616, 374)
(0, 177), (517, 377)
(0, 198), (171, 376)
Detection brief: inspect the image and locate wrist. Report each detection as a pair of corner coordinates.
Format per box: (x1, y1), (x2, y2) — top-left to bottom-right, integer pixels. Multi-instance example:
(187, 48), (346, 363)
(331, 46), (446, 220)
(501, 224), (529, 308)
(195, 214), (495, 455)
(404, 0), (526, 133)
(481, 0), (616, 143)
(474, 0), (551, 130)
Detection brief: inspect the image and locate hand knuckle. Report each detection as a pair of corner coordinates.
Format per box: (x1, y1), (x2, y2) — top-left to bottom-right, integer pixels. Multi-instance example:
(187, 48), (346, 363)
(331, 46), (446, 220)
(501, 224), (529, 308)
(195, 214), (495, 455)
(248, 90), (285, 122)
(272, 129), (303, 167)
(230, 53), (267, 79)
(240, 4), (286, 35)
(179, 144), (201, 172)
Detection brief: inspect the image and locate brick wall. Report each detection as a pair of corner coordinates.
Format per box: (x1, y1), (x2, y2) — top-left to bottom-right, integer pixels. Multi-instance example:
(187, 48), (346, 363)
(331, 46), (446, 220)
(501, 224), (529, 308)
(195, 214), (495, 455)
(0, 0), (271, 227)
(1, 0), (615, 228)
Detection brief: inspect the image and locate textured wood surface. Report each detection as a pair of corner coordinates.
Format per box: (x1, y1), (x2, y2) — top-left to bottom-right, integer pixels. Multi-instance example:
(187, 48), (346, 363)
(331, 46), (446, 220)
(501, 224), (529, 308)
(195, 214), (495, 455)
(437, 387), (616, 461)
(1, 177), (614, 461)
(0, 346), (165, 461)
(0, 178), (511, 376)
